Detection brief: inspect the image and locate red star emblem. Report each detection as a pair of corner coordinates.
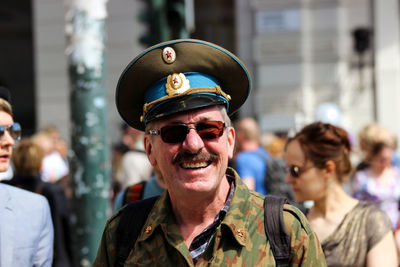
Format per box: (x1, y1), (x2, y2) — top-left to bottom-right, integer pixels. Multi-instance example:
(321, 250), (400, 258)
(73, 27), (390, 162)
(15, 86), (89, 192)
(166, 50), (172, 59)
(173, 76), (179, 85)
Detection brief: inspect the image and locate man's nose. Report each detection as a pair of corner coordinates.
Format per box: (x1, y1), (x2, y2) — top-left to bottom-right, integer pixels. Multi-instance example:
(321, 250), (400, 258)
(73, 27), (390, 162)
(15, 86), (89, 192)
(0, 130), (15, 146)
(181, 128), (204, 153)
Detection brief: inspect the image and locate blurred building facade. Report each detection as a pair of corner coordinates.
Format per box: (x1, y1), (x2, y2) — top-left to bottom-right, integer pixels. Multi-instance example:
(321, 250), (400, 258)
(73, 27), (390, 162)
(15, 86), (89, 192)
(2, 0), (399, 147)
(34, 0), (147, 143)
(33, 0), (237, 143)
(236, 0), (400, 145)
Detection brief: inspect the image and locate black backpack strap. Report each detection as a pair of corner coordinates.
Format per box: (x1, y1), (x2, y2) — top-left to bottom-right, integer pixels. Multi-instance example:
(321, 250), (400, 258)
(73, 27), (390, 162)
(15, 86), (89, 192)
(115, 196), (158, 267)
(123, 181), (147, 206)
(264, 195), (290, 267)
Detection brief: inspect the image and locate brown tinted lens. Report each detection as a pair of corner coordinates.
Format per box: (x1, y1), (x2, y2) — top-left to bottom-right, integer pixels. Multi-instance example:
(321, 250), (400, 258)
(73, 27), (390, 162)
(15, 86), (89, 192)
(160, 124), (188, 143)
(196, 121), (225, 140)
(160, 121), (225, 143)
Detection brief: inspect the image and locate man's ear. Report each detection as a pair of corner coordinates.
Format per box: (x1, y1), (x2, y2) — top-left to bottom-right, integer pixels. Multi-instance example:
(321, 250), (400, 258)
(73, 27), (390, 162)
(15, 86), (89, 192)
(144, 135), (157, 166)
(227, 126), (235, 159)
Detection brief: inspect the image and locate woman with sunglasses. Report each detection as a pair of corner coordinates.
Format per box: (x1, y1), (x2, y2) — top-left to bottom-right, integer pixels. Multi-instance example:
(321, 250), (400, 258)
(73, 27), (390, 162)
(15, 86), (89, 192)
(285, 122), (397, 266)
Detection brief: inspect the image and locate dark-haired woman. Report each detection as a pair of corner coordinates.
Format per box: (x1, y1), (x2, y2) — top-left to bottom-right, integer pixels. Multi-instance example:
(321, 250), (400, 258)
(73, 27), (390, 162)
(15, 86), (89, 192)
(285, 122), (397, 266)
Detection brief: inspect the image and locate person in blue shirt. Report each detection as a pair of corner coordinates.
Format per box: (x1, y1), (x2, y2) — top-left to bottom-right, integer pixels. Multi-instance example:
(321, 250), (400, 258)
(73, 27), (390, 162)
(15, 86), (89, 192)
(234, 117), (269, 195)
(113, 169), (165, 213)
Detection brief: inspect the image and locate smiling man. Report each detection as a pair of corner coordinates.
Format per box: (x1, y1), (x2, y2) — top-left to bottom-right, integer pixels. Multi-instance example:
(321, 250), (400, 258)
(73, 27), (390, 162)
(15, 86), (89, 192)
(94, 39), (326, 266)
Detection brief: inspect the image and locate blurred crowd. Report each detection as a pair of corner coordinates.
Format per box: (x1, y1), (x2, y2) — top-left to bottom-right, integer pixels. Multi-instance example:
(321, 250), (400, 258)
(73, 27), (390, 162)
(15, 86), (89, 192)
(230, 118), (400, 264)
(2, 99), (400, 265)
(108, 116), (400, 264)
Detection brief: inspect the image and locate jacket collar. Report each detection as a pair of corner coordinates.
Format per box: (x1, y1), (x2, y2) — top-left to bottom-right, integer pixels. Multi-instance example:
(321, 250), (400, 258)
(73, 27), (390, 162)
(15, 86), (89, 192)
(137, 168), (252, 248)
(220, 168), (252, 247)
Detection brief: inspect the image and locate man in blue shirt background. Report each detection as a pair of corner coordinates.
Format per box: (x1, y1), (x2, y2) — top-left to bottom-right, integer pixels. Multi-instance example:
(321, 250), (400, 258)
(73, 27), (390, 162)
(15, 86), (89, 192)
(234, 117), (270, 195)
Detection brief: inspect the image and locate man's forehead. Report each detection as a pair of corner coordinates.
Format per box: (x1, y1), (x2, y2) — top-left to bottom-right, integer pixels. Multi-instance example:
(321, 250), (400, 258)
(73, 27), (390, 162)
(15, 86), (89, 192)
(0, 110), (13, 121)
(155, 105), (224, 125)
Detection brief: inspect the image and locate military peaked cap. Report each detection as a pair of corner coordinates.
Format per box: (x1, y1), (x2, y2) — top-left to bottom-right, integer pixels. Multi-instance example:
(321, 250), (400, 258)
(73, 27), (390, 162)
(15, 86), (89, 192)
(116, 39), (251, 130)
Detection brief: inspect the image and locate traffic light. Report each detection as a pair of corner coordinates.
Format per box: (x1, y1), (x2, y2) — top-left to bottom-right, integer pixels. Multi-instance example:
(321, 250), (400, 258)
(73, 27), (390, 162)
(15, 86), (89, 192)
(352, 27), (371, 55)
(138, 0), (188, 47)
(167, 0), (188, 39)
(138, 0), (170, 47)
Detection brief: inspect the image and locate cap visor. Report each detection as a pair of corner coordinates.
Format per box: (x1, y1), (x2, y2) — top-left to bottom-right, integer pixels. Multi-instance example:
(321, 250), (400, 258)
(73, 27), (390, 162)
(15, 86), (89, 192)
(146, 94), (227, 123)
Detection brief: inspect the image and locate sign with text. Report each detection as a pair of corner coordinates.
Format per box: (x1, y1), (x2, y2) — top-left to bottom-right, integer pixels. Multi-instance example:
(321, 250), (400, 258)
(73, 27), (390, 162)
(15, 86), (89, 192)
(255, 9), (300, 34)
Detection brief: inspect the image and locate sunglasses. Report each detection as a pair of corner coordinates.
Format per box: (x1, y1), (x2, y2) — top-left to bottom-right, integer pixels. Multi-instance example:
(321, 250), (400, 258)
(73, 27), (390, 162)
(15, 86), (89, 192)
(147, 121), (226, 144)
(286, 164), (315, 178)
(0, 122), (21, 141)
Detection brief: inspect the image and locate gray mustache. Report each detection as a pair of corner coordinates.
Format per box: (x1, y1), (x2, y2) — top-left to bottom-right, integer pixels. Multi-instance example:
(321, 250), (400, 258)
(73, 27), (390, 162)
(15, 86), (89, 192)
(172, 152), (218, 164)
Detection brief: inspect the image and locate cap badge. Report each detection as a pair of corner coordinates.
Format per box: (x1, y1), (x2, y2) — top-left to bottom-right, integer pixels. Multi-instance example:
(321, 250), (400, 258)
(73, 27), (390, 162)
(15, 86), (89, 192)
(166, 73), (190, 96)
(162, 47), (176, 64)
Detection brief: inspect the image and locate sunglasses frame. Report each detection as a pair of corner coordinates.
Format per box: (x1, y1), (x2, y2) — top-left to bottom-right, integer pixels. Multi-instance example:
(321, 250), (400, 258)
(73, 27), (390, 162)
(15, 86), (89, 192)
(286, 164), (315, 178)
(0, 122), (21, 141)
(147, 120), (227, 144)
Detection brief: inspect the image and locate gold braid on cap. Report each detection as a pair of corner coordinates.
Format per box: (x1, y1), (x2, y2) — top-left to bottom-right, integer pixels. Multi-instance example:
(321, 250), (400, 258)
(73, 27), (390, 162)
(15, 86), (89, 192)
(140, 85), (231, 122)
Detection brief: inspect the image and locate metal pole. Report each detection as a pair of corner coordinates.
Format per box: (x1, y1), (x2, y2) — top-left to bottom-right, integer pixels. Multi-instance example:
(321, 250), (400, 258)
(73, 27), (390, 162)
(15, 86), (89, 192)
(369, 0), (378, 121)
(64, 1), (110, 266)
(301, 0), (315, 125)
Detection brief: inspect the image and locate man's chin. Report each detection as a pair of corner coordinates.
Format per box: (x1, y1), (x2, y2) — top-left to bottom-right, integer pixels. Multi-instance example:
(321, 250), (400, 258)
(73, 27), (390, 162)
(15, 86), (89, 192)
(0, 163), (10, 173)
(179, 180), (214, 194)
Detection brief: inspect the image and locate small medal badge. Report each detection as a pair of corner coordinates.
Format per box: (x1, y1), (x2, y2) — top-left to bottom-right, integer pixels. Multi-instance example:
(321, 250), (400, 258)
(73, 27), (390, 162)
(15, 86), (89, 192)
(162, 47), (176, 64)
(166, 73), (190, 96)
(145, 225), (152, 233)
(236, 229), (244, 237)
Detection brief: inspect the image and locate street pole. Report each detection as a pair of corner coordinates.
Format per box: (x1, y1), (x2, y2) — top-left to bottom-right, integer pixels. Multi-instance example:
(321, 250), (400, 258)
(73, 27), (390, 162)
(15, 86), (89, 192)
(369, 0), (378, 121)
(64, 0), (110, 266)
(300, 0), (315, 126)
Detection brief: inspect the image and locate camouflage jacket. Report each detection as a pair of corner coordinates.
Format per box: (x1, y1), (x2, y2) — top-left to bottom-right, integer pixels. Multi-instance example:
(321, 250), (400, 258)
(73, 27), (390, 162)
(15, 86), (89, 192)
(93, 168), (326, 266)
